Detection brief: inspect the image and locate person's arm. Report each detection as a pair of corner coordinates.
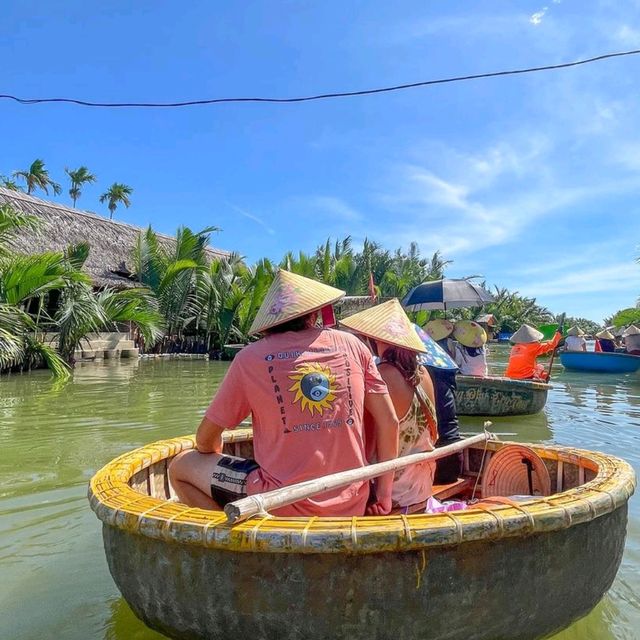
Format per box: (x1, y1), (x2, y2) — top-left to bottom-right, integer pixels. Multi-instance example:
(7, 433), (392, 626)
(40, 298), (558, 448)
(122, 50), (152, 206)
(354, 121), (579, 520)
(363, 392), (399, 516)
(538, 331), (563, 355)
(195, 416), (226, 454)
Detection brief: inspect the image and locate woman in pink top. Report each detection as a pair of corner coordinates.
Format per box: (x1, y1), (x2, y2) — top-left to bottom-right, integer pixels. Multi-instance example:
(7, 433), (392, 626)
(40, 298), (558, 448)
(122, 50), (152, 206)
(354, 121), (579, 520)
(169, 270), (399, 517)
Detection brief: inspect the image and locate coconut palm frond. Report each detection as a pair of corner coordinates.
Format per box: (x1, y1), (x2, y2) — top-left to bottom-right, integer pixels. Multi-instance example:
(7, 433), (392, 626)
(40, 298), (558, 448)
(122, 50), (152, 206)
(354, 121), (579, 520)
(23, 336), (71, 381)
(1, 252), (90, 306)
(55, 282), (107, 361)
(0, 204), (40, 255)
(97, 288), (164, 346)
(0, 303), (31, 369)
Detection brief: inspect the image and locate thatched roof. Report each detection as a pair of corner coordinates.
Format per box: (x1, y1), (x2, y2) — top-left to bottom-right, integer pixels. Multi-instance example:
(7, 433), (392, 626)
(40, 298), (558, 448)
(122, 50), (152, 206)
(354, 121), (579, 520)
(335, 296), (391, 318)
(0, 187), (230, 288)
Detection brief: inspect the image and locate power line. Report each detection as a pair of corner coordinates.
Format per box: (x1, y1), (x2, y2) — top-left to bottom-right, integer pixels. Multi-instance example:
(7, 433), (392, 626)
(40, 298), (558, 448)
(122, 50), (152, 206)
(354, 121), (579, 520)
(1, 49), (639, 109)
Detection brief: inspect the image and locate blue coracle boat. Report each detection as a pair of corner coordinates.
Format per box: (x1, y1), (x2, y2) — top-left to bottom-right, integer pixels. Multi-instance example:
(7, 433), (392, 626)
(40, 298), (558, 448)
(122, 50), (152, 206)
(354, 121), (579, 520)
(559, 351), (640, 373)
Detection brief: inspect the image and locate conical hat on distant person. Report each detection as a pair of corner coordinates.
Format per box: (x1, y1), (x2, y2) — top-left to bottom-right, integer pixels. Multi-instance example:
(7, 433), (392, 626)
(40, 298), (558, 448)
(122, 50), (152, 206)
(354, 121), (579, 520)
(453, 320), (487, 348)
(510, 324), (544, 344)
(566, 326), (585, 337)
(424, 318), (455, 341)
(595, 329), (615, 340)
(623, 324), (640, 337)
(249, 269), (345, 334)
(340, 299), (427, 353)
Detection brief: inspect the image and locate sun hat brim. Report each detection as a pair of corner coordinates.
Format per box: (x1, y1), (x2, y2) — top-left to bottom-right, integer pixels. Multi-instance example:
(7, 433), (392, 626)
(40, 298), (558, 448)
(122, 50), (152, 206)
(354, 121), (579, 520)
(340, 299), (427, 353)
(249, 270), (345, 334)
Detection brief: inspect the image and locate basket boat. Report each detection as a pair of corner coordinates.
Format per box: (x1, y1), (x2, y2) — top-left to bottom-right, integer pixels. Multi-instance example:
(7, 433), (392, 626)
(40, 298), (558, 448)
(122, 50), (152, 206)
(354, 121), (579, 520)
(559, 351), (640, 374)
(88, 430), (635, 640)
(455, 375), (551, 416)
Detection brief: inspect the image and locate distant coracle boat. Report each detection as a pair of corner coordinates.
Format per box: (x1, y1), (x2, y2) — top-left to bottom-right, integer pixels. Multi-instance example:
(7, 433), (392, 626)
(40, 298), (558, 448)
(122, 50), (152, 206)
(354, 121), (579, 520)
(456, 374), (551, 416)
(88, 429), (635, 640)
(559, 351), (640, 374)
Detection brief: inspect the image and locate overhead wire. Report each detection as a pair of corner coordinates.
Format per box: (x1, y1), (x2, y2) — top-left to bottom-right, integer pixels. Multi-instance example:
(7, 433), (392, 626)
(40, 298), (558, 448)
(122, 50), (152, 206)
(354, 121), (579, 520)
(1, 49), (639, 109)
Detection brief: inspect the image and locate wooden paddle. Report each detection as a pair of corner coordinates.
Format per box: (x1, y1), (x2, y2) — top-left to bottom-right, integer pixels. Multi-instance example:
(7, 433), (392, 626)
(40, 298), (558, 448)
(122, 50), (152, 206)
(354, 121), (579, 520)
(224, 432), (490, 524)
(545, 313), (566, 381)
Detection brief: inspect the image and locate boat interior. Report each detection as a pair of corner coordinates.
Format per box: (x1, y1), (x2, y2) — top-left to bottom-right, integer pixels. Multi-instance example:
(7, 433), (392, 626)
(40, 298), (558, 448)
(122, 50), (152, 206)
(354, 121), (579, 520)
(127, 430), (600, 515)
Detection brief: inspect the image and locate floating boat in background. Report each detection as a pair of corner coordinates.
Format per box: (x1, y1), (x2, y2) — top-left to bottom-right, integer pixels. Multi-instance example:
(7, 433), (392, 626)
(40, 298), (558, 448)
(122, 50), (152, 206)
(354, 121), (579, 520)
(89, 430), (635, 640)
(456, 375), (551, 416)
(559, 351), (640, 374)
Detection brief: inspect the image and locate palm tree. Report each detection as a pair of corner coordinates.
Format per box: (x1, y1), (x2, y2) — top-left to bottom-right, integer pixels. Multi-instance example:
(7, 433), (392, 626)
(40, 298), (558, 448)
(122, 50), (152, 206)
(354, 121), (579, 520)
(0, 175), (23, 191)
(65, 166), (97, 207)
(99, 183), (133, 220)
(13, 159), (62, 196)
(131, 225), (217, 337)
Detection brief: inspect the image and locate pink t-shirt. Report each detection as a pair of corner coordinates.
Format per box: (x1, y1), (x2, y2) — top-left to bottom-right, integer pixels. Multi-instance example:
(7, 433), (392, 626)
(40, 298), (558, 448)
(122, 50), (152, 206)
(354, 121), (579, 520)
(205, 327), (388, 516)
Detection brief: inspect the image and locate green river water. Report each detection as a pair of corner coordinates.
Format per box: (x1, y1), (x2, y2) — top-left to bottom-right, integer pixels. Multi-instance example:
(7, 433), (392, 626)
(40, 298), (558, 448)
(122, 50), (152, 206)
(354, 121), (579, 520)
(1, 346), (639, 640)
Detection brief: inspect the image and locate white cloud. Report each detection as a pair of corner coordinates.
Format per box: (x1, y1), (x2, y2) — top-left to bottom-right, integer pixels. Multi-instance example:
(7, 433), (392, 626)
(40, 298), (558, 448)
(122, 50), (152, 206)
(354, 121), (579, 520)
(299, 196), (363, 222)
(530, 7), (548, 25)
(519, 262), (640, 297)
(615, 24), (640, 46)
(229, 204), (275, 236)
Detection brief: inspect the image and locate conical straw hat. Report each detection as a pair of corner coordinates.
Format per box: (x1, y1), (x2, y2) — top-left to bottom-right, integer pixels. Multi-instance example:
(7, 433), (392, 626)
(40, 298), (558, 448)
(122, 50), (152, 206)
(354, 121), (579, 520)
(623, 324), (640, 337)
(595, 329), (615, 340)
(453, 320), (487, 347)
(566, 326), (585, 337)
(424, 318), (455, 341)
(510, 324), (544, 344)
(340, 299), (427, 353)
(249, 270), (345, 334)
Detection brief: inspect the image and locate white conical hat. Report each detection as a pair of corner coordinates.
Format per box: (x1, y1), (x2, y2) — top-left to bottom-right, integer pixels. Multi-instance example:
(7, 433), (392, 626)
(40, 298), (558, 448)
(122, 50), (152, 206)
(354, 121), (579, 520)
(510, 324), (544, 344)
(566, 326), (585, 337)
(340, 299), (427, 353)
(249, 270), (345, 334)
(624, 324), (640, 337)
(595, 329), (615, 340)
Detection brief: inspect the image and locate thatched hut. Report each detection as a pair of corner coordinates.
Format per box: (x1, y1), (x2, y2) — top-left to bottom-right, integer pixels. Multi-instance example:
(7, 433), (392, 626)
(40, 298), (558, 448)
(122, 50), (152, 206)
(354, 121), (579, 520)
(0, 187), (229, 289)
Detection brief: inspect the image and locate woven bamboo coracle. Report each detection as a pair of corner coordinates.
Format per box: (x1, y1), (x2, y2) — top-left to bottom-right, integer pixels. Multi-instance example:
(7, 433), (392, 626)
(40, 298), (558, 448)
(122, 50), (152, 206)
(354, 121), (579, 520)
(89, 429), (634, 554)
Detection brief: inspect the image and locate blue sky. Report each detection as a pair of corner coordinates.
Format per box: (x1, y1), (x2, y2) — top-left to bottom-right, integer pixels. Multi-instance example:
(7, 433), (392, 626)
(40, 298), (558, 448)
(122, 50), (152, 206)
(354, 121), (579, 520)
(1, 1), (640, 323)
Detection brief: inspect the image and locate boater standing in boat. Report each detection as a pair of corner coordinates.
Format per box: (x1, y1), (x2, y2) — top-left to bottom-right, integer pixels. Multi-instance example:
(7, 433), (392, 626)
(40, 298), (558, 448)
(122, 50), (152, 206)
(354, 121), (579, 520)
(505, 324), (563, 381)
(423, 318), (464, 483)
(340, 300), (439, 509)
(170, 270), (400, 516)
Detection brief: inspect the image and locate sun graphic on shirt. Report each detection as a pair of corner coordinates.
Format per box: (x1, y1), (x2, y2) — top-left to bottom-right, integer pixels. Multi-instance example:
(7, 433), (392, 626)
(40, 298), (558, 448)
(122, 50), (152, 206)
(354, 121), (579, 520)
(288, 362), (338, 415)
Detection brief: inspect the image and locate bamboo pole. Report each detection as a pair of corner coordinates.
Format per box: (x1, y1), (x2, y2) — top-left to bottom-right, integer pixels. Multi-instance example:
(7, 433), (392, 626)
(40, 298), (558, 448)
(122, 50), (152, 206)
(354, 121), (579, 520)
(225, 432), (490, 524)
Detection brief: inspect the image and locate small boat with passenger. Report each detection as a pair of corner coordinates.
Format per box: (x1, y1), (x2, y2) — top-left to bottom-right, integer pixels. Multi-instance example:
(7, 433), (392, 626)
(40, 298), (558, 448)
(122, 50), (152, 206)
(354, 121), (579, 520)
(89, 428), (634, 640)
(455, 374), (551, 416)
(559, 351), (640, 374)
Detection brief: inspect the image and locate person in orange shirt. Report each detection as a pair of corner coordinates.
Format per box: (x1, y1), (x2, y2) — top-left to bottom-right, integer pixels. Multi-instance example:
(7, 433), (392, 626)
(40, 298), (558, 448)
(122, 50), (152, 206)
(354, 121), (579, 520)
(505, 324), (563, 381)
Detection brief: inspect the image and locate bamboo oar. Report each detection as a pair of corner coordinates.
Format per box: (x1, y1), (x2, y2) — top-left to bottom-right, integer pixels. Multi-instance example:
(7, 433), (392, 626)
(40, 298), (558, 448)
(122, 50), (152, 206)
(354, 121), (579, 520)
(224, 432), (490, 524)
(546, 313), (566, 381)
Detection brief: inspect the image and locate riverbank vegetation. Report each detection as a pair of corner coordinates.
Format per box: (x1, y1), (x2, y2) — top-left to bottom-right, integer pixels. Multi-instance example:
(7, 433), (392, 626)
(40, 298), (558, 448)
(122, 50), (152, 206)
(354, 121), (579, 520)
(1, 202), (626, 379)
(0, 205), (162, 379)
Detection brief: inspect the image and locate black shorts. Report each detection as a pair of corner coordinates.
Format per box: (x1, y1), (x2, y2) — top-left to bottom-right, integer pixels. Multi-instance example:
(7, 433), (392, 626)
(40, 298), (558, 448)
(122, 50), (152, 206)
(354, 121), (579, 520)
(210, 453), (260, 507)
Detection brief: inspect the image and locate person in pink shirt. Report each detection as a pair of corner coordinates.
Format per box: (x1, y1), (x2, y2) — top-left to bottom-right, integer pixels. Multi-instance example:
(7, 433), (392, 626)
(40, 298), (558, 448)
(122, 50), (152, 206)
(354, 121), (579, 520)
(169, 270), (399, 517)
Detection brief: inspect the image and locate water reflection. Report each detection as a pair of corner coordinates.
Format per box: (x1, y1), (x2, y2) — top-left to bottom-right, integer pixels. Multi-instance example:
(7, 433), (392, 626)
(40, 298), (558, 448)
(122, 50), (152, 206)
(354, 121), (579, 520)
(460, 409), (552, 443)
(1, 353), (639, 640)
(104, 597), (165, 640)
